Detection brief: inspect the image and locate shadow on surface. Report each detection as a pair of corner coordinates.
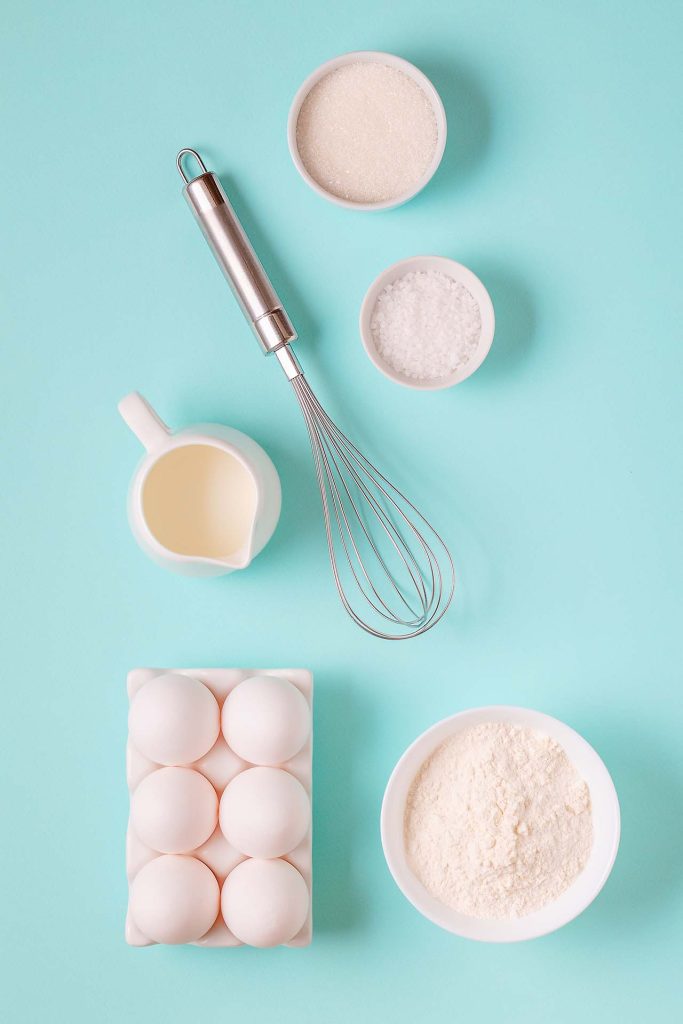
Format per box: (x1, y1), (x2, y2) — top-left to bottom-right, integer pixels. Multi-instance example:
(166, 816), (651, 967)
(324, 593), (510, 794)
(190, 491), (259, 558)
(408, 53), (491, 197)
(467, 262), (536, 383)
(313, 681), (375, 932)
(257, 437), (321, 570)
(573, 712), (683, 929)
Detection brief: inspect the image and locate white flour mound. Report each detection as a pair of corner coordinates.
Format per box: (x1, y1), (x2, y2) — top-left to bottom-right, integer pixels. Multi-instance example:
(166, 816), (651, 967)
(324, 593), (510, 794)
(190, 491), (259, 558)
(404, 722), (593, 919)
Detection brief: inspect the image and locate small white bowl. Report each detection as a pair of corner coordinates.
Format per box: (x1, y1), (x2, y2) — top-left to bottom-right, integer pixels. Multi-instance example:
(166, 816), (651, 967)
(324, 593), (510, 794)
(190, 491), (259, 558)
(381, 705), (620, 942)
(287, 51), (447, 212)
(359, 255), (495, 390)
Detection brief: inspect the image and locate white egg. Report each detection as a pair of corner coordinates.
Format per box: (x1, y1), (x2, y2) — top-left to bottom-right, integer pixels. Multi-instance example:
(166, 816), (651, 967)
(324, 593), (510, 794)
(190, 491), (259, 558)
(129, 672), (219, 766)
(131, 767), (218, 854)
(130, 855), (219, 944)
(222, 674), (310, 765)
(221, 858), (309, 947)
(219, 767), (310, 858)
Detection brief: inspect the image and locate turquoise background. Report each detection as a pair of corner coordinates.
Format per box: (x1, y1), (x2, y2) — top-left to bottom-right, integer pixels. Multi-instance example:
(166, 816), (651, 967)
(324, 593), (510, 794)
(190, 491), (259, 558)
(2, 0), (682, 1020)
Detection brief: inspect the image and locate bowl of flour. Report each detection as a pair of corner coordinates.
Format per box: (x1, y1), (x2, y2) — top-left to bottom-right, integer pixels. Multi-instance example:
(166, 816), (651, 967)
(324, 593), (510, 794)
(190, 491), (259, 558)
(381, 705), (620, 941)
(359, 256), (495, 389)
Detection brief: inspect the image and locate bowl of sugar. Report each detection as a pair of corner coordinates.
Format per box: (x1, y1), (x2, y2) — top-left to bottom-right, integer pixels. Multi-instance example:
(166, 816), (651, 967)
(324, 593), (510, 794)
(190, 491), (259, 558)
(360, 256), (495, 389)
(288, 51), (447, 211)
(381, 705), (620, 942)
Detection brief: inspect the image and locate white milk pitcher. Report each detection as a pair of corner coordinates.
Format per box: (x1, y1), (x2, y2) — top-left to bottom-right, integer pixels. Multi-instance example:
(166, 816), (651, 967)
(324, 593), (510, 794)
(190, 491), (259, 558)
(118, 392), (281, 577)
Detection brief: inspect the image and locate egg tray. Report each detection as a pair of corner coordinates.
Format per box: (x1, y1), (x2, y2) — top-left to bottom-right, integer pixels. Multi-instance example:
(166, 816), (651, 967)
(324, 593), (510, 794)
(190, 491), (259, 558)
(126, 666), (312, 947)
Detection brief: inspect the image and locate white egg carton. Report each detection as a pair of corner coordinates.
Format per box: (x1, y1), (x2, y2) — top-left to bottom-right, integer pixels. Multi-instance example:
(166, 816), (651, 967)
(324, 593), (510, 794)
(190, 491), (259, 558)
(126, 666), (313, 948)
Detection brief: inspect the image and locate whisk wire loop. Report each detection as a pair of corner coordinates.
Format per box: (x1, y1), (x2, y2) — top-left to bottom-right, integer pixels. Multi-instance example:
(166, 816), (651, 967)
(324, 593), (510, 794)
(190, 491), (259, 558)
(291, 376), (455, 640)
(320, 434), (426, 628)
(309, 396), (428, 617)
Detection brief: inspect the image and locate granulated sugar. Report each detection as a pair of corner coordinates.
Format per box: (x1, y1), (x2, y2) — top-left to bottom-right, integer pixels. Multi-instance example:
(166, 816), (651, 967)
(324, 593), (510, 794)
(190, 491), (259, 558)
(371, 270), (481, 381)
(296, 62), (438, 204)
(404, 723), (593, 919)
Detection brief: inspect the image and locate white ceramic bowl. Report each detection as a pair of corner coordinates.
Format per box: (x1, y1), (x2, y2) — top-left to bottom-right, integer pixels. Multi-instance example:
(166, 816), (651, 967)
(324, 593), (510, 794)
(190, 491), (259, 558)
(287, 51), (447, 211)
(381, 705), (620, 942)
(359, 256), (495, 390)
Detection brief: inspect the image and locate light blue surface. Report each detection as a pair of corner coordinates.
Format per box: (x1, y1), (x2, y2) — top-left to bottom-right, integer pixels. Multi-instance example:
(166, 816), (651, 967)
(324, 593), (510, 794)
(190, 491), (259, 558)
(2, 1), (682, 1020)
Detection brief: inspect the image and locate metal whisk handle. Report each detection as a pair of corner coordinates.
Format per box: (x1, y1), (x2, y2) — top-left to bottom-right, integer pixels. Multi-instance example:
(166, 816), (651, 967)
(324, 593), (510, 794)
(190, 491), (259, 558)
(177, 149), (297, 357)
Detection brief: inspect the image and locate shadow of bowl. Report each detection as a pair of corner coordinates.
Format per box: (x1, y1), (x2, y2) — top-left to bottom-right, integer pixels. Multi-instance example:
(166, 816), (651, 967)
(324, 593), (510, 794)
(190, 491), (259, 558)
(465, 261), (537, 384)
(406, 53), (492, 198)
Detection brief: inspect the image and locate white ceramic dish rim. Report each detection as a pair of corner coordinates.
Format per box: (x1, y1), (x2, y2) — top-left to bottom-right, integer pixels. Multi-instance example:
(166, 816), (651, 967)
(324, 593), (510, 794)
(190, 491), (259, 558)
(287, 51), (447, 212)
(380, 704), (621, 942)
(359, 256), (496, 390)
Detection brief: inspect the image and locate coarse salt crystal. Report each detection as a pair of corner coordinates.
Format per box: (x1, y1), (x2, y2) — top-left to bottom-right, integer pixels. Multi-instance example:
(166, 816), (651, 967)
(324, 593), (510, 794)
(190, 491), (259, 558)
(370, 270), (482, 381)
(296, 62), (438, 204)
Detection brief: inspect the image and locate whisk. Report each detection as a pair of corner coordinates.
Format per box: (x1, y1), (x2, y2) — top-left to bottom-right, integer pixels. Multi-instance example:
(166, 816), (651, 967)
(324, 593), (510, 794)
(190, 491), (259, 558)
(177, 149), (454, 639)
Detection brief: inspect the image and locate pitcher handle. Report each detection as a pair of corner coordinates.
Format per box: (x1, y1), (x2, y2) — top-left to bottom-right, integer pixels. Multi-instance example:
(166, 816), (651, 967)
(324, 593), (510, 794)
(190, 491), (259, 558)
(118, 392), (171, 452)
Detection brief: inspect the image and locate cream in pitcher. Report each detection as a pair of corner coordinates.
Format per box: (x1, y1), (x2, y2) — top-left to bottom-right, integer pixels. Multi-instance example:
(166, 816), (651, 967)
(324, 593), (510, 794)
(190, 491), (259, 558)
(118, 392), (281, 576)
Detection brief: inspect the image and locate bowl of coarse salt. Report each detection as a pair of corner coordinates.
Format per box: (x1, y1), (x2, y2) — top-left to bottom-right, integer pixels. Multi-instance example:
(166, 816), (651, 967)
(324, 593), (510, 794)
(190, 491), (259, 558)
(288, 51), (447, 211)
(360, 256), (495, 390)
(381, 705), (620, 942)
